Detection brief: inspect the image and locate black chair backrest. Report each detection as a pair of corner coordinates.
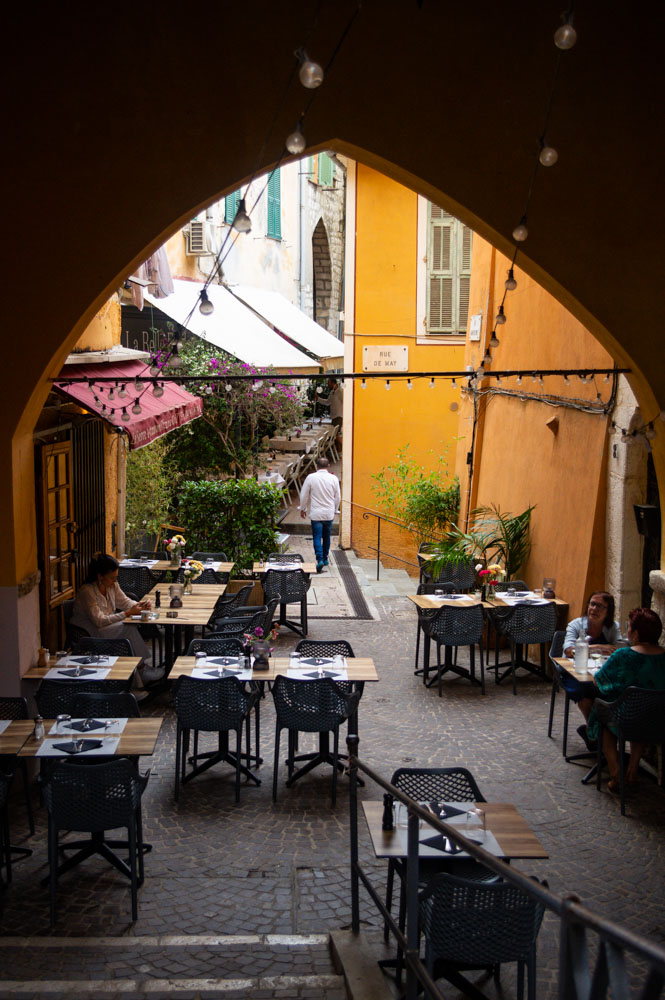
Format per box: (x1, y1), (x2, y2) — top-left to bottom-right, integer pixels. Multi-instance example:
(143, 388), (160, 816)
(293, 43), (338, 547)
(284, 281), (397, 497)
(35, 679), (132, 717)
(132, 550), (167, 559)
(549, 630), (565, 663)
(42, 758), (147, 830)
(295, 639), (355, 658)
(191, 551), (227, 561)
(117, 566), (161, 600)
(268, 552), (304, 562)
(0, 696), (29, 720)
(209, 585), (254, 621)
(495, 580), (529, 592)
(417, 582), (457, 595)
(211, 598), (279, 636)
(173, 675), (254, 731)
(420, 559), (476, 590)
(420, 872), (546, 965)
(263, 569), (311, 602)
(600, 686), (665, 743)
(503, 603), (557, 645)
(72, 637), (134, 657)
(272, 675), (354, 732)
(62, 600), (90, 647)
(70, 691), (142, 718)
(186, 637), (244, 656)
(421, 604), (485, 645)
(390, 766), (485, 803)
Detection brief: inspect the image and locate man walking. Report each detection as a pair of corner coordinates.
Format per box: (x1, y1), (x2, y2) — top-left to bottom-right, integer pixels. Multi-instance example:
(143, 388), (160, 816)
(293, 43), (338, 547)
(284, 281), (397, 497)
(299, 456), (340, 572)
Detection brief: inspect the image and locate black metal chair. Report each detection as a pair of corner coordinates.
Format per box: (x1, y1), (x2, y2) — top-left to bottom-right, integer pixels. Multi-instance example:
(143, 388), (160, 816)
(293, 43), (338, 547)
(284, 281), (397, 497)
(0, 696), (35, 838)
(42, 758), (149, 924)
(203, 585), (254, 633)
(72, 637), (134, 658)
(546, 631), (595, 764)
(209, 599), (280, 641)
(420, 555), (475, 590)
(268, 552), (304, 562)
(419, 872), (546, 1000)
(191, 551), (230, 584)
(413, 583), (457, 680)
(131, 550), (167, 560)
(421, 604), (486, 695)
(62, 599), (89, 649)
(263, 569), (311, 637)
(70, 691), (142, 719)
(271, 675), (359, 805)
(499, 603), (557, 695)
(118, 565), (162, 600)
(172, 675), (261, 803)
(384, 767), (496, 951)
(35, 678), (132, 718)
(595, 687), (665, 815)
(186, 638), (244, 657)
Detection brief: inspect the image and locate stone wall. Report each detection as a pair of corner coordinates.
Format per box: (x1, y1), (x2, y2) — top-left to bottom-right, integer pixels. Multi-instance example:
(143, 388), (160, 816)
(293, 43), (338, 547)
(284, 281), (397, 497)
(303, 159), (346, 339)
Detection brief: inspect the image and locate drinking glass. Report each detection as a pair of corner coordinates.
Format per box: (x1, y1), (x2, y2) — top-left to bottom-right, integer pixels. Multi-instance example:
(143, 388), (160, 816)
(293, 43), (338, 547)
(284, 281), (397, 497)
(465, 806), (486, 841)
(56, 650), (68, 664)
(290, 651), (301, 667)
(56, 714), (71, 735)
(194, 651), (207, 669)
(434, 588), (444, 599)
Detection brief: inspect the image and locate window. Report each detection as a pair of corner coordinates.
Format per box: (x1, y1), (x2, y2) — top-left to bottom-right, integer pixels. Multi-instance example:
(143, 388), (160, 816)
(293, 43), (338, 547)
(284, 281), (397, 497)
(426, 205), (472, 335)
(224, 190), (241, 225)
(267, 168), (281, 240)
(318, 152), (335, 187)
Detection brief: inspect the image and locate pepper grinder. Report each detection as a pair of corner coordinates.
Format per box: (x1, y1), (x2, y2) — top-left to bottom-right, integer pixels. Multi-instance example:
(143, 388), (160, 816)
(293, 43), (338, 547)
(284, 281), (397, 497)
(382, 792), (394, 830)
(155, 590), (161, 608)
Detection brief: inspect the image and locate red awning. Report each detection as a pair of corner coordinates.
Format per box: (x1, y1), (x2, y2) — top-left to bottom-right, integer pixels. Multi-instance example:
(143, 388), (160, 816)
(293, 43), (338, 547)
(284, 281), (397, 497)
(55, 360), (203, 450)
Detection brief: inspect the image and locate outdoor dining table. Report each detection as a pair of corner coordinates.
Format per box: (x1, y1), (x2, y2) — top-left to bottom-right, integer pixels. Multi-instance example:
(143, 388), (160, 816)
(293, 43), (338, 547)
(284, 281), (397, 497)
(253, 561), (318, 575)
(23, 656), (143, 683)
(18, 717), (164, 759)
(150, 560), (235, 574)
(362, 799), (548, 861)
(0, 719), (35, 755)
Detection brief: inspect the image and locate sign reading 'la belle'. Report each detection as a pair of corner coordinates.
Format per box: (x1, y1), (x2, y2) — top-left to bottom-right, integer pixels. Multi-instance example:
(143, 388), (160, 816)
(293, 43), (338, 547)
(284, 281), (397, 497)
(362, 345), (408, 372)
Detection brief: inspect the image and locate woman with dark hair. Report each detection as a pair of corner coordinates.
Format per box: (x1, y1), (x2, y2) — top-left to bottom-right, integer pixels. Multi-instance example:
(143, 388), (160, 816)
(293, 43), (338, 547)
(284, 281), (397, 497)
(70, 554), (162, 681)
(587, 607), (665, 792)
(564, 591), (620, 658)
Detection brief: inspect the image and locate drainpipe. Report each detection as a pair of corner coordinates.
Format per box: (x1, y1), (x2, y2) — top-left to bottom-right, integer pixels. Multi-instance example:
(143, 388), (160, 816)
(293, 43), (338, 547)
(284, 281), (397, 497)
(299, 164), (307, 312)
(116, 431), (127, 557)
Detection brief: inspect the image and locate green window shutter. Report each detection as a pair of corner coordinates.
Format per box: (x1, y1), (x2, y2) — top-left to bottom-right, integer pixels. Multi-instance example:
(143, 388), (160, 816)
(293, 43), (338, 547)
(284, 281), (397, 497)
(307, 156), (315, 180)
(318, 152), (334, 187)
(225, 190), (240, 225)
(267, 168), (281, 239)
(426, 204), (473, 334)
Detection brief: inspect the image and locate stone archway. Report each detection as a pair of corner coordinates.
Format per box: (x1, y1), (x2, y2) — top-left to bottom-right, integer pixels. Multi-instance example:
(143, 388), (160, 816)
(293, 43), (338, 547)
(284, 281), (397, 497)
(312, 218), (333, 333)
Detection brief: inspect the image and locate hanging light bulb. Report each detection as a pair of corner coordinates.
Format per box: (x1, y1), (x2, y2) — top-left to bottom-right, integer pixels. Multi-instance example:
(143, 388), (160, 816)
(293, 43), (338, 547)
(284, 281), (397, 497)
(87, 380), (94, 393)
(496, 375), (502, 385)
(121, 407), (130, 422)
(607, 421), (617, 436)
(384, 380), (391, 391)
(149, 364), (160, 377)
(516, 375), (523, 385)
(153, 383), (164, 398)
(134, 377), (144, 392)
(451, 378), (457, 388)
(199, 289), (214, 316)
(286, 122), (306, 155)
(168, 344), (183, 370)
(563, 374), (570, 384)
(225, 382), (233, 393)
(539, 144), (559, 167)
(252, 379), (262, 391)
(489, 332), (500, 348)
(107, 408), (117, 422)
(429, 377), (435, 388)
(269, 385), (276, 394)
(118, 383), (128, 399)
(233, 199), (252, 233)
(406, 379), (412, 390)
(512, 217), (528, 242)
(132, 401), (142, 415)
(505, 268), (517, 291)
(100, 403), (107, 415)
(539, 375), (544, 385)
(646, 423), (657, 440)
(483, 349), (492, 365)
(532, 373), (538, 383)
(361, 378), (366, 389)
(108, 387), (116, 401)
(604, 373), (611, 383)
(297, 50), (324, 89)
(554, 17), (577, 50)
(205, 384), (214, 395)
(495, 305), (507, 325)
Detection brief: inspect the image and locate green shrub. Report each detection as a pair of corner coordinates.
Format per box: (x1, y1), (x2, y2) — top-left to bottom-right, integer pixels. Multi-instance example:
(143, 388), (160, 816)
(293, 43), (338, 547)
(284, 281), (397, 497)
(177, 479), (283, 572)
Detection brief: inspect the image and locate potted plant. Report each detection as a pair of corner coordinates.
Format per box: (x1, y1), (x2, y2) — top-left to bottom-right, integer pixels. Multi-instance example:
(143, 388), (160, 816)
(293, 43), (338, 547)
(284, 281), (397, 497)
(429, 504), (534, 581)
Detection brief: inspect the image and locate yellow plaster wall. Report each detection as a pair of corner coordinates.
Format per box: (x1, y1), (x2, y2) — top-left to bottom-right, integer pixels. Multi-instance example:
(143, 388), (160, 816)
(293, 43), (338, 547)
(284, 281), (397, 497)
(73, 299), (121, 352)
(454, 236), (614, 613)
(351, 166), (464, 571)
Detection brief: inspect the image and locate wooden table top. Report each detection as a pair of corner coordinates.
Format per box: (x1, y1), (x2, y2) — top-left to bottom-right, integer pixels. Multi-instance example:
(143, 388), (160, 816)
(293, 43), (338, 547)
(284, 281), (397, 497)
(145, 584), (227, 609)
(23, 657), (142, 681)
(150, 560), (235, 574)
(126, 608), (216, 627)
(0, 719), (35, 755)
(362, 800), (548, 860)
(170, 655), (378, 682)
(408, 594), (567, 610)
(554, 655), (604, 683)
(18, 717), (163, 758)
(253, 562), (318, 575)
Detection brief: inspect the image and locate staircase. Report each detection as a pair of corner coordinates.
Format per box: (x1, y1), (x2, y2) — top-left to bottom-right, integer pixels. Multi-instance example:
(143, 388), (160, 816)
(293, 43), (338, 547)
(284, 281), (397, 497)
(341, 551), (417, 598)
(0, 933), (346, 998)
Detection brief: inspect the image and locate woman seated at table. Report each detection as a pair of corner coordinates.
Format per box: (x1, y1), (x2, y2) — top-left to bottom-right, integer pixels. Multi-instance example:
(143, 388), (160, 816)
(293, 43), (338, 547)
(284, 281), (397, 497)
(585, 607), (665, 792)
(564, 591), (621, 658)
(70, 553), (163, 682)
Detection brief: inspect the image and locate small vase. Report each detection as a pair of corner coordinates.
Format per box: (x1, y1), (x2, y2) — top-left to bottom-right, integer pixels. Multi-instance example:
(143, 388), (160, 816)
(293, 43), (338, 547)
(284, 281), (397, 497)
(252, 640), (270, 671)
(169, 548), (181, 569)
(183, 578), (193, 595)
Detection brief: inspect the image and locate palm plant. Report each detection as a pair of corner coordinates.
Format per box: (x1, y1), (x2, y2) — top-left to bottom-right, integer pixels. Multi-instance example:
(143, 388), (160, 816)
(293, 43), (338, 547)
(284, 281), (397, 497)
(428, 504), (534, 580)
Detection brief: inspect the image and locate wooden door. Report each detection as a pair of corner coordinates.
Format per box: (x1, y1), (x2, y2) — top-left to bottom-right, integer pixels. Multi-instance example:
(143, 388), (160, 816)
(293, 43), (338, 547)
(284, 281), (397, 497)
(39, 440), (76, 646)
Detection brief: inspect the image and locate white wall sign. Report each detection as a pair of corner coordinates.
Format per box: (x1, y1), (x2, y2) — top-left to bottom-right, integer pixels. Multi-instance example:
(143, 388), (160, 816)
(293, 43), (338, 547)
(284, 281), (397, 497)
(469, 313), (483, 341)
(362, 345), (408, 372)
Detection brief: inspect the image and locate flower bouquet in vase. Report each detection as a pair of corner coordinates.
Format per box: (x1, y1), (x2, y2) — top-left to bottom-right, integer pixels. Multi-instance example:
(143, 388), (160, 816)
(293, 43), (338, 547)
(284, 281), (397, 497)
(182, 559), (203, 594)
(166, 534), (186, 568)
(476, 562), (504, 601)
(243, 623), (280, 671)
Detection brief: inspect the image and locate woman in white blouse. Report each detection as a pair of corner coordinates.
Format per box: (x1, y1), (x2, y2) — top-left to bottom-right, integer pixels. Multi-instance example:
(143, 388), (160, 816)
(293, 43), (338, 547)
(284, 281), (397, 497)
(70, 554), (162, 681)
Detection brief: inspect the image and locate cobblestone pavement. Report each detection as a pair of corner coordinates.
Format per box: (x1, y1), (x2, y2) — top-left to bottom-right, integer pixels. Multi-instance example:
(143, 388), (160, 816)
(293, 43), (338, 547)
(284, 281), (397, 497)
(2, 543), (665, 997)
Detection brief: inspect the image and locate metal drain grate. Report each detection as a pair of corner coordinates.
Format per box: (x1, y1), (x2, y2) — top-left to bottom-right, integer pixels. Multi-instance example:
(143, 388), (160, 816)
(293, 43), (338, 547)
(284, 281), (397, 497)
(331, 549), (374, 620)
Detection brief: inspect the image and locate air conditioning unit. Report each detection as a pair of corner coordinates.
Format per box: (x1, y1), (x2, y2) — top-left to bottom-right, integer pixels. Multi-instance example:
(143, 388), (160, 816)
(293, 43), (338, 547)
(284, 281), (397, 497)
(184, 220), (215, 256)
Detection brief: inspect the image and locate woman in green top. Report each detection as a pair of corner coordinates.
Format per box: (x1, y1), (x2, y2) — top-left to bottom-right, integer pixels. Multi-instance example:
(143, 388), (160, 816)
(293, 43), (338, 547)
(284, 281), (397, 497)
(588, 607), (665, 792)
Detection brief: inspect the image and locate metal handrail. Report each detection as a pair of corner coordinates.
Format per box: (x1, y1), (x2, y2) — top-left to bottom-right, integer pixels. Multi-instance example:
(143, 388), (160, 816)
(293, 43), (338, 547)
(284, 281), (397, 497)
(359, 508), (443, 581)
(347, 734), (665, 1000)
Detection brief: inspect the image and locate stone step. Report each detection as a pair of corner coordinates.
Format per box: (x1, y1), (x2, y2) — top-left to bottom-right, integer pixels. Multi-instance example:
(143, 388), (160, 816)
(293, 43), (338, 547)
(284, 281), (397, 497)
(0, 934), (346, 999)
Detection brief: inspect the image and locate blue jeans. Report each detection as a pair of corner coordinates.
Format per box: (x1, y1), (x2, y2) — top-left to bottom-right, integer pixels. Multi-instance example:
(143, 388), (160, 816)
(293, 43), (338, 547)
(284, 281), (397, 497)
(311, 520), (332, 563)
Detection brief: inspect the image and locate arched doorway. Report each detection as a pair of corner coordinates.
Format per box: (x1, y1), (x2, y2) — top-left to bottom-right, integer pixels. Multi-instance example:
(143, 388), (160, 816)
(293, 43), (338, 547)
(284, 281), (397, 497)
(312, 218), (333, 333)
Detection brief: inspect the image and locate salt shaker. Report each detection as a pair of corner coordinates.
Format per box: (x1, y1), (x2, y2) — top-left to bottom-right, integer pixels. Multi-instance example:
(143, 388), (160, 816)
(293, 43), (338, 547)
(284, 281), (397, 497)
(382, 793), (394, 830)
(34, 715), (45, 741)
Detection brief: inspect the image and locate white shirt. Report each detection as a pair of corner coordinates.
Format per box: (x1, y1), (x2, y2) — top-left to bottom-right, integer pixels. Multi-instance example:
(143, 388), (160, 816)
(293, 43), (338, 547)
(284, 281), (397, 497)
(300, 469), (341, 521)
